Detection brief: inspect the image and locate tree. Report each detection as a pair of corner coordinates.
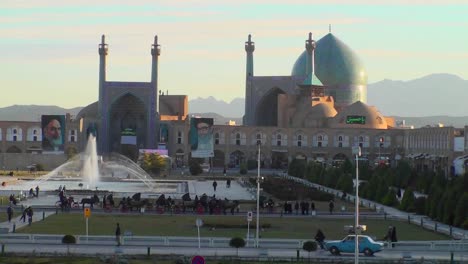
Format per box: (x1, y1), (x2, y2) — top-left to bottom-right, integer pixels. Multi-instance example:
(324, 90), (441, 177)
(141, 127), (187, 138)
(302, 240), (317, 262)
(62, 234), (76, 255)
(413, 197), (426, 215)
(189, 159), (203, 175)
(453, 192), (468, 227)
(288, 158), (307, 178)
(239, 163), (248, 175)
(229, 237), (246, 256)
(399, 188), (415, 212)
(335, 173), (353, 194)
(382, 189), (398, 206)
(139, 152), (167, 175)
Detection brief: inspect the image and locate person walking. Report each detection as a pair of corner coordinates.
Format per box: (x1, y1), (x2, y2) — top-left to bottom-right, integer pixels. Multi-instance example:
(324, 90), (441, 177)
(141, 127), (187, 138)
(226, 178), (231, 188)
(212, 180), (217, 192)
(35, 186), (40, 198)
(315, 229), (326, 249)
(20, 208), (27, 223)
(6, 205), (13, 223)
(27, 207), (33, 226)
(115, 223), (121, 246)
(328, 200), (334, 214)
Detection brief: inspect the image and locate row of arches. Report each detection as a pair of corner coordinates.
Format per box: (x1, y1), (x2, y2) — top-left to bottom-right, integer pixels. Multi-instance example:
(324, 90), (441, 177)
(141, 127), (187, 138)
(210, 129), (392, 148)
(0, 127), (78, 142)
(176, 148), (352, 169)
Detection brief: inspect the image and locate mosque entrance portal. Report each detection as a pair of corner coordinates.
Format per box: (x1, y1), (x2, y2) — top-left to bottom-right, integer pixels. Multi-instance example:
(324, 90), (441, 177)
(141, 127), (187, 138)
(109, 93), (148, 160)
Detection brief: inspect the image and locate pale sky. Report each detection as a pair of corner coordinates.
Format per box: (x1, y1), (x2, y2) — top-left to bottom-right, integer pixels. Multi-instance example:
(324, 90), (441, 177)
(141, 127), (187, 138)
(2, 0), (468, 108)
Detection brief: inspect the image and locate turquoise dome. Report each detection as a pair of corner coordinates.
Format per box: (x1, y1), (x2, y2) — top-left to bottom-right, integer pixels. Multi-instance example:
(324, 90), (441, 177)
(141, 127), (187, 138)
(291, 33), (367, 86)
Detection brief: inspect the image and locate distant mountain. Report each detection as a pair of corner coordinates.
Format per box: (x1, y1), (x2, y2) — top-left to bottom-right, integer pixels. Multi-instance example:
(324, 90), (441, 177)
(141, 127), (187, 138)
(2, 74), (468, 128)
(189, 96), (244, 118)
(0, 105), (83, 122)
(368, 73), (468, 117)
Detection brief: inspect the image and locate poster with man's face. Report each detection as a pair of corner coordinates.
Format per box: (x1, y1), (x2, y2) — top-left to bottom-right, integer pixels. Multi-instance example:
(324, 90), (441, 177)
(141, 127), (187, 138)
(190, 117), (214, 158)
(41, 115), (65, 153)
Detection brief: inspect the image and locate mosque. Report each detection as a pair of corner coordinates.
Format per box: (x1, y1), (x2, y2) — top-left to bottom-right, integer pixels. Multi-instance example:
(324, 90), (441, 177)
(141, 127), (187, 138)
(0, 31), (466, 176)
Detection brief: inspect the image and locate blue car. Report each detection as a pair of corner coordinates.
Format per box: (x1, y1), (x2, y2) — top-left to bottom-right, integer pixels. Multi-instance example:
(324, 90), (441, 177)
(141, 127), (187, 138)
(325, 235), (384, 256)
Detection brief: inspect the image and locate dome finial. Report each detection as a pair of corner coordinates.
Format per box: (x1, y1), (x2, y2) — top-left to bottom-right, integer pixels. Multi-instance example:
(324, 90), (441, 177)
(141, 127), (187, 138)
(101, 34), (106, 44)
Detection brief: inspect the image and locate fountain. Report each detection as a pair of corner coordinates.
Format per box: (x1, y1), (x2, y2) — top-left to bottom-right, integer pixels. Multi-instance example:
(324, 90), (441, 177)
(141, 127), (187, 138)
(81, 135), (100, 189)
(0, 135), (254, 207)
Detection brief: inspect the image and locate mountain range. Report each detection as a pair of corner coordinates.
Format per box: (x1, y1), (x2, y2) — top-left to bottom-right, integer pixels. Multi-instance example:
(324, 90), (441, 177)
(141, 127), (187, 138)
(1, 74), (467, 128)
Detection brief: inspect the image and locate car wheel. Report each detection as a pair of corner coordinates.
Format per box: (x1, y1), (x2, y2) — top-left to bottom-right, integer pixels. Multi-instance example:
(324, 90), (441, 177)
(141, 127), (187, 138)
(330, 246), (340, 255)
(363, 248), (373, 256)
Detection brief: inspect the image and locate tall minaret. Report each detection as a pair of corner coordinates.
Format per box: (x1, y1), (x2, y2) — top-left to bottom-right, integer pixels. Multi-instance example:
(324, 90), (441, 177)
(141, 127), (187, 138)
(149, 35), (161, 148)
(304, 32), (316, 85)
(98, 34), (108, 116)
(244, 34), (255, 126)
(151, 35), (161, 105)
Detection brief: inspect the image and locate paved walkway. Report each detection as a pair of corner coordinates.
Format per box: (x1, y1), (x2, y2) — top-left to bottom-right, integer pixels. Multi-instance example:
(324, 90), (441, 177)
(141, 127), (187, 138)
(0, 208), (55, 233)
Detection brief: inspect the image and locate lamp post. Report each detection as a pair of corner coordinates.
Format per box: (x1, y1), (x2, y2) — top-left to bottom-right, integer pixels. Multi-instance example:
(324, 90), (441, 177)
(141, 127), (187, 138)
(352, 146), (361, 264)
(256, 142), (261, 248)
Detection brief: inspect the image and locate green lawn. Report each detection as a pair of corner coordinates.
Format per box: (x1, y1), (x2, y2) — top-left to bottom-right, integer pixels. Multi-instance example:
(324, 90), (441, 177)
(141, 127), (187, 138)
(17, 213), (448, 240)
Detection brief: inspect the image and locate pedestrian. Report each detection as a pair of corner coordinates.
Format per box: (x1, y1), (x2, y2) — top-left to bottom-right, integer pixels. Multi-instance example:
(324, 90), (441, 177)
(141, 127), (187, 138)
(35, 185), (40, 198)
(315, 229), (326, 249)
(212, 180), (217, 192)
(115, 223), (121, 246)
(29, 188), (35, 197)
(223, 167), (227, 176)
(7, 205), (13, 223)
(226, 178), (231, 188)
(27, 207), (33, 226)
(294, 201), (299, 215)
(20, 208), (27, 223)
(390, 226), (398, 247)
(328, 200), (334, 214)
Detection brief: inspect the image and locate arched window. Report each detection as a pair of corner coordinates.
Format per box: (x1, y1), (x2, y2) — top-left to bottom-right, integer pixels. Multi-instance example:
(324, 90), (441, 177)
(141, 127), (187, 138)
(236, 133), (241, 145)
(276, 134), (282, 146)
(297, 134), (302, 147)
(215, 133), (220, 145)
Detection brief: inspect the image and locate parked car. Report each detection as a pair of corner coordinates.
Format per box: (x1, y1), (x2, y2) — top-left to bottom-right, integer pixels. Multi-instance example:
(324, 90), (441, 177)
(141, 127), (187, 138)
(325, 235), (384, 256)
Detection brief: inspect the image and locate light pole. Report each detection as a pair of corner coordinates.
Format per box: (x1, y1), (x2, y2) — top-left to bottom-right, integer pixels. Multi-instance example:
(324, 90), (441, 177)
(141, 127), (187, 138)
(256, 142), (261, 248)
(352, 146), (361, 264)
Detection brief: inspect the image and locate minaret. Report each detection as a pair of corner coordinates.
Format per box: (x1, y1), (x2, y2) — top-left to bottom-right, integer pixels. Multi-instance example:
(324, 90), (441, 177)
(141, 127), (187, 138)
(244, 34), (255, 126)
(98, 34), (108, 117)
(304, 32), (315, 85)
(150, 35), (161, 148)
(151, 35), (161, 110)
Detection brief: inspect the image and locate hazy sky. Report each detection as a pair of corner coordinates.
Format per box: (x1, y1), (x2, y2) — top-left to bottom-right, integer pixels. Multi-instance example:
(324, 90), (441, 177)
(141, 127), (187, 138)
(2, 0), (468, 108)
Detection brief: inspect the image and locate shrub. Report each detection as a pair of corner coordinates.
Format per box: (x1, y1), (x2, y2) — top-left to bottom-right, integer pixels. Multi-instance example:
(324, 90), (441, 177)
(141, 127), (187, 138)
(62, 234), (76, 255)
(239, 163), (247, 175)
(302, 240), (317, 261)
(229, 237), (246, 256)
(35, 164), (45, 171)
(189, 160), (202, 175)
(62, 234), (76, 244)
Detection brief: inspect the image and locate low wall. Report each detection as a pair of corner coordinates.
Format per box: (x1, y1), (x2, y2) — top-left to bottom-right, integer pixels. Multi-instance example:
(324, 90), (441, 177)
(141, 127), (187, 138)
(0, 153), (67, 171)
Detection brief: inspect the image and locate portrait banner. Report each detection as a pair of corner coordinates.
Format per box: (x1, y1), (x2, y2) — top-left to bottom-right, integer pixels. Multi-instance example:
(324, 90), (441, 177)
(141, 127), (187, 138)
(190, 118), (214, 158)
(41, 115), (65, 153)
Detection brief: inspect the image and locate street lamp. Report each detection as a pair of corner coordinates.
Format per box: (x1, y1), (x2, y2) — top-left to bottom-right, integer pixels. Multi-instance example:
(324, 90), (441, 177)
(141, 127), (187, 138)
(352, 146), (361, 264)
(256, 141), (261, 248)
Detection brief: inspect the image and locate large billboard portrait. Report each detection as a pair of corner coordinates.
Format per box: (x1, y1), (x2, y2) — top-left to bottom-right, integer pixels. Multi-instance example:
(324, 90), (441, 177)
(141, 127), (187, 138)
(41, 115), (65, 153)
(190, 118), (214, 158)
